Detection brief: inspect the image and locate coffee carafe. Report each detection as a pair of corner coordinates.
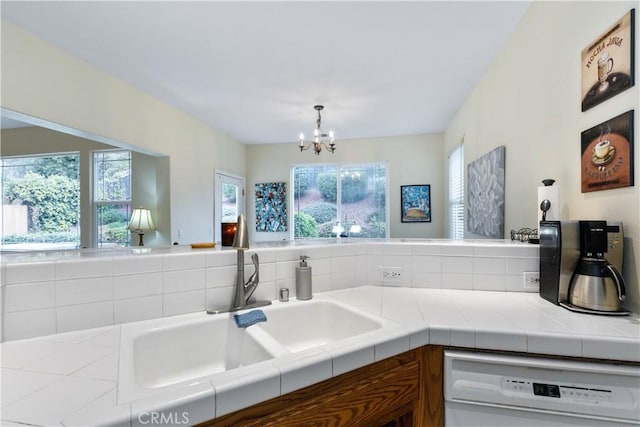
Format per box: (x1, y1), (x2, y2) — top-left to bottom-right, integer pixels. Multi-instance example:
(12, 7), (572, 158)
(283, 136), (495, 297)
(568, 221), (627, 313)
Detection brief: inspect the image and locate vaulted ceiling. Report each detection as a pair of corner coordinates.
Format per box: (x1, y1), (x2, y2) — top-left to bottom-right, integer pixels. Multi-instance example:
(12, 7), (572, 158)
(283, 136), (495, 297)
(2, 1), (531, 144)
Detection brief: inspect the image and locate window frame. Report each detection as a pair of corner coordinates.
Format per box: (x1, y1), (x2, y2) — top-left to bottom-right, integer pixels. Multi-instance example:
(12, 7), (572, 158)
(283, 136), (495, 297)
(91, 149), (132, 248)
(448, 143), (465, 239)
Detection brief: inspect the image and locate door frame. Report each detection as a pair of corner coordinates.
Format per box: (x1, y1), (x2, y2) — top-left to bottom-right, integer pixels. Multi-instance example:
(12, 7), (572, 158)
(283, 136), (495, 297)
(214, 169), (245, 244)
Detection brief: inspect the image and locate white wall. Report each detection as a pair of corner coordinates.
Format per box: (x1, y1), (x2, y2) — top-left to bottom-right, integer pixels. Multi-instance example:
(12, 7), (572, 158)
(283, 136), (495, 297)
(246, 133), (444, 242)
(1, 21), (247, 245)
(444, 2), (639, 312)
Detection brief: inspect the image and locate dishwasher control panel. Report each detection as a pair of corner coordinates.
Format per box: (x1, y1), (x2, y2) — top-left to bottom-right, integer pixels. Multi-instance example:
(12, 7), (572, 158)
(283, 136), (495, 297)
(445, 350), (640, 423)
(503, 378), (614, 402)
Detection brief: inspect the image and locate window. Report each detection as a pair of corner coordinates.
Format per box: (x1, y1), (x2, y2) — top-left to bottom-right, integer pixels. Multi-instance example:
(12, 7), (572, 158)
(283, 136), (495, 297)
(93, 150), (132, 247)
(448, 143), (464, 239)
(292, 163), (387, 239)
(1, 153), (80, 249)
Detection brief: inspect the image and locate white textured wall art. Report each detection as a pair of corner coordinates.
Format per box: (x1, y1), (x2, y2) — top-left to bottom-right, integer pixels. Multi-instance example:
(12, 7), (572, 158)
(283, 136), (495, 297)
(467, 146), (505, 238)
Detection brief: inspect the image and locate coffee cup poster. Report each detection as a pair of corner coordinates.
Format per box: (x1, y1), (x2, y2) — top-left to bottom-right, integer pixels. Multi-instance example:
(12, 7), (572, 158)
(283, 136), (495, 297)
(581, 9), (635, 112)
(581, 110), (634, 193)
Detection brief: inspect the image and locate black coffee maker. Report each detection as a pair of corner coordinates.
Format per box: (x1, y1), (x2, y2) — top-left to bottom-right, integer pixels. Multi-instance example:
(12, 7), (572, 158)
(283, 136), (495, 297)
(539, 220), (628, 315)
(567, 221), (627, 314)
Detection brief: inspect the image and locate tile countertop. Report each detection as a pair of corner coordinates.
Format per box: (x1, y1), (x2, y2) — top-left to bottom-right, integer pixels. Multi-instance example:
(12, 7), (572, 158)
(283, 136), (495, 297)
(1, 286), (639, 427)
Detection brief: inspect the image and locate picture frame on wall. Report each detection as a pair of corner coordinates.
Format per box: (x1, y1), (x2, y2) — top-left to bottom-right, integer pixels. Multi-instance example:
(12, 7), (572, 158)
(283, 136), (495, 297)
(467, 146), (505, 239)
(255, 182), (288, 232)
(581, 110), (634, 193)
(400, 185), (431, 223)
(581, 9), (635, 111)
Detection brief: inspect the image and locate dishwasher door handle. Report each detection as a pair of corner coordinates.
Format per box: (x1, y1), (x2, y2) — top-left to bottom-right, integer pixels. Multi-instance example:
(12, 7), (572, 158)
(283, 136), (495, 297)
(454, 379), (500, 394)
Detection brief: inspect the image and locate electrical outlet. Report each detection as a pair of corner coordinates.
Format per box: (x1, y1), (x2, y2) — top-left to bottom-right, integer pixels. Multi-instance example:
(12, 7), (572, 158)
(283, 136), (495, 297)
(523, 272), (540, 290)
(380, 266), (403, 284)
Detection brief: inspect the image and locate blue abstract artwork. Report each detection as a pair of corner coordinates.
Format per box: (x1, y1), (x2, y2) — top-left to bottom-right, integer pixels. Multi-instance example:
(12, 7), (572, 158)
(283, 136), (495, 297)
(255, 182), (287, 232)
(401, 185), (431, 222)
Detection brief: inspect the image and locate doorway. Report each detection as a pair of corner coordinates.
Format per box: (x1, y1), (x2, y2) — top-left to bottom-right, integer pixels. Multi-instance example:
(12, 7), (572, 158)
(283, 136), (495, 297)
(214, 170), (245, 244)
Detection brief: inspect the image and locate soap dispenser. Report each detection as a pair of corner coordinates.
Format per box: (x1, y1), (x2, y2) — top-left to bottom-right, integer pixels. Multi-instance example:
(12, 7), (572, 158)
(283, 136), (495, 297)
(296, 255), (312, 300)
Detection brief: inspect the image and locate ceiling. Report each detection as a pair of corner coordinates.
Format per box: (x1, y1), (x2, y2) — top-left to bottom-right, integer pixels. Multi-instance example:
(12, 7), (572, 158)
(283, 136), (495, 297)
(1, 1), (531, 144)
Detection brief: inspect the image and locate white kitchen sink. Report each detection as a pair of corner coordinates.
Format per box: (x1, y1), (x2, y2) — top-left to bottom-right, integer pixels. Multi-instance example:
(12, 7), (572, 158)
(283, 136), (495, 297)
(118, 299), (388, 403)
(118, 312), (286, 402)
(255, 299), (385, 352)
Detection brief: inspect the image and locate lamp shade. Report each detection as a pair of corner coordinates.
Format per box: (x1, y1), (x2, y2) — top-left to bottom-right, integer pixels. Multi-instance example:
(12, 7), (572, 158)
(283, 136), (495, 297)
(128, 208), (155, 232)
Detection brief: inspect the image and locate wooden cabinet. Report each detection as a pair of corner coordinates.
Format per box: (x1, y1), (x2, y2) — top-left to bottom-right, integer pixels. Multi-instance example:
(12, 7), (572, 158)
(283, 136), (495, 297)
(199, 345), (443, 427)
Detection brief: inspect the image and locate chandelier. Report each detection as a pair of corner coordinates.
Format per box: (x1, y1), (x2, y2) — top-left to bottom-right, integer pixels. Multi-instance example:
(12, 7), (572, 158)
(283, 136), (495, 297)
(298, 105), (335, 155)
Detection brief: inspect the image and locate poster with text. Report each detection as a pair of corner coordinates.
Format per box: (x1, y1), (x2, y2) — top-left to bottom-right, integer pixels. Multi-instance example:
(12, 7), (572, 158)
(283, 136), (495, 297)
(581, 110), (634, 193)
(581, 9), (635, 111)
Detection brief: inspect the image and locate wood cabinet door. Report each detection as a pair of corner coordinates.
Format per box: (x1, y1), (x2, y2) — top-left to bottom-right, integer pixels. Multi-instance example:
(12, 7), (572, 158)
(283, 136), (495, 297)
(201, 346), (443, 427)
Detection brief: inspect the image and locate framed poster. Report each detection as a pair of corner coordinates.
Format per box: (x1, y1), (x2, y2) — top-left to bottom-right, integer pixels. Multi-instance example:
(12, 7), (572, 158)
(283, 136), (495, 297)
(255, 182), (287, 232)
(581, 110), (634, 193)
(400, 185), (431, 222)
(581, 9), (635, 111)
(467, 146), (505, 238)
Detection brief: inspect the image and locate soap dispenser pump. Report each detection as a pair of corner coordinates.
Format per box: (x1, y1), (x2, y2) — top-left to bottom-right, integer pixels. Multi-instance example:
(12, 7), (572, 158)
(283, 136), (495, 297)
(296, 255), (312, 300)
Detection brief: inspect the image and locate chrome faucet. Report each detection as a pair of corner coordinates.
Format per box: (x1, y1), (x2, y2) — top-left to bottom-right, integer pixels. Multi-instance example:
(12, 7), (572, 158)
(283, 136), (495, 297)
(207, 214), (271, 314)
(232, 251), (260, 308)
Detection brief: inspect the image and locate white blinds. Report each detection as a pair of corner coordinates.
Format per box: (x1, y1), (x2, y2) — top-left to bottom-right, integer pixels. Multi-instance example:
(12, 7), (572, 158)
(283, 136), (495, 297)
(448, 144), (464, 239)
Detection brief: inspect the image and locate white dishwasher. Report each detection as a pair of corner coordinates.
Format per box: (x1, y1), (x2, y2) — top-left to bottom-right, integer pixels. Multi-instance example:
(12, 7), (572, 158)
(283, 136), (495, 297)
(444, 350), (640, 426)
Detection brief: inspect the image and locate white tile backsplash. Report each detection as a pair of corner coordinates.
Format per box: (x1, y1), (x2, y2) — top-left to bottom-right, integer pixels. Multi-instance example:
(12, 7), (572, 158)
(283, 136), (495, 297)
(4, 282), (55, 312)
(276, 260), (297, 280)
(472, 257), (506, 275)
(473, 274), (507, 291)
(1, 241), (541, 341)
(114, 272), (163, 299)
(163, 252), (205, 271)
(204, 250), (236, 267)
(205, 265), (236, 288)
(57, 302), (114, 333)
(115, 295), (163, 324)
(163, 289), (205, 316)
(507, 257), (539, 274)
(411, 255), (442, 273)
(113, 254), (163, 276)
(56, 277), (113, 306)
(205, 286), (234, 310)
(411, 272), (442, 289)
(411, 243), (442, 255)
(56, 259), (113, 280)
(4, 308), (57, 341)
(163, 268), (205, 293)
(442, 256), (473, 274)
(331, 255), (355, 273)
(442, 273), (473, 290)
(5, 262), (56, 284)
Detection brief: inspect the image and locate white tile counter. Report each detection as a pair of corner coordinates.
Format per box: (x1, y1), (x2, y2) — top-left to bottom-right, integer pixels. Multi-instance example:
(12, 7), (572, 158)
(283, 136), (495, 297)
(1, 286), (638, 426)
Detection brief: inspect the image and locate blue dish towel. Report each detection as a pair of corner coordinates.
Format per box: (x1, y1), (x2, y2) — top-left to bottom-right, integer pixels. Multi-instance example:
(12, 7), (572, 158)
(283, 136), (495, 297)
(234, 310), (267, 328)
